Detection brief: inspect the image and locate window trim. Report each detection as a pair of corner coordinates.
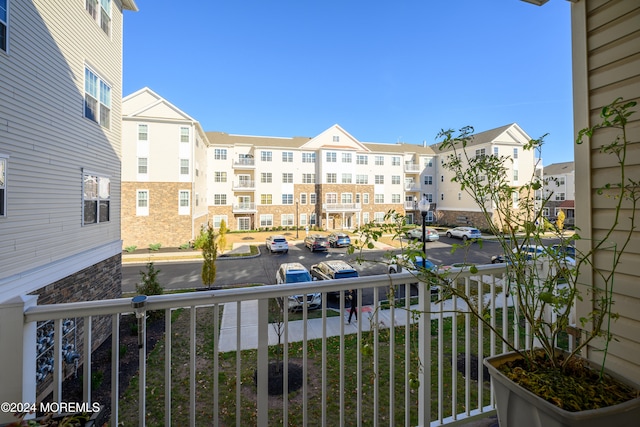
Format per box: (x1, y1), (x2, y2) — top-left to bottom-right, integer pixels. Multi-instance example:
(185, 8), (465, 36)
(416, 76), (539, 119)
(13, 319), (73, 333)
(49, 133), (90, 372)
(1, 0), (8, 53)
(82, 170), (110, 225)
(178, 190), (190, 215)
(136, 189), (149, 216)
(0, 155), (7, 217)
(84, 66), (111, 129)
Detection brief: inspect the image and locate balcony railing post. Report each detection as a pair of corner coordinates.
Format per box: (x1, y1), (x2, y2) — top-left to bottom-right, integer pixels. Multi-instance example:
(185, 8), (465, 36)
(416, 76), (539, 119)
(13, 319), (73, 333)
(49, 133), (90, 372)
(0, 295), (38, 424)
(418, 282), (431, 426)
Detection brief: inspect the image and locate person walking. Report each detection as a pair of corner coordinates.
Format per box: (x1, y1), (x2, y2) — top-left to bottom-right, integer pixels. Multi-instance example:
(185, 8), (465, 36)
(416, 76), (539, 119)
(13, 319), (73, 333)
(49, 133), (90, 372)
(348, 288), (358, 324)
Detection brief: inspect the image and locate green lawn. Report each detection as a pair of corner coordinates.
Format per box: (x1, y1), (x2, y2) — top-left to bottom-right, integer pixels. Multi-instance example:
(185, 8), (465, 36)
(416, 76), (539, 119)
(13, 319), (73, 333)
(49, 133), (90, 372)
(117, 303), (515, 426)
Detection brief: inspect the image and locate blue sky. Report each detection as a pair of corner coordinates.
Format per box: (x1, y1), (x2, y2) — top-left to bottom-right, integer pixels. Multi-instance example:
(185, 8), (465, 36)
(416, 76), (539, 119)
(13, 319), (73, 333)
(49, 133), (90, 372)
(123, 0), (574, 166)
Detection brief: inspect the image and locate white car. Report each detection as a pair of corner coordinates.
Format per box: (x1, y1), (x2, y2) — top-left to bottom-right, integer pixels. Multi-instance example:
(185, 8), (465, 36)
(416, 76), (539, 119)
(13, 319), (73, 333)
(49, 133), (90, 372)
(265, 235), (289, 253)
(445, 227), (482, 242)
(405, 227), (440, 242)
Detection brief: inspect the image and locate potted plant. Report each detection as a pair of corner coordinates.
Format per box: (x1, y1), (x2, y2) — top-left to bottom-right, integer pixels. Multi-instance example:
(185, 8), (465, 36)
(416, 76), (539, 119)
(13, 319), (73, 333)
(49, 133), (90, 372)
(352, 98), (640, 426)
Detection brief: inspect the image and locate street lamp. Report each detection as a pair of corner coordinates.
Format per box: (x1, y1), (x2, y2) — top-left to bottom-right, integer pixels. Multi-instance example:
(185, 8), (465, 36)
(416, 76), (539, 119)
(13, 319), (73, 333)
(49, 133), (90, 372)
(418, 197), (431, 269)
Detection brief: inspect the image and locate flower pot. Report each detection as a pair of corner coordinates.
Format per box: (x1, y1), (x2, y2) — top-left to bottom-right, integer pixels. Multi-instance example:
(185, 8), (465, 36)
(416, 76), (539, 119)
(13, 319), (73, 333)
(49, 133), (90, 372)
(484, 352), (640, 427)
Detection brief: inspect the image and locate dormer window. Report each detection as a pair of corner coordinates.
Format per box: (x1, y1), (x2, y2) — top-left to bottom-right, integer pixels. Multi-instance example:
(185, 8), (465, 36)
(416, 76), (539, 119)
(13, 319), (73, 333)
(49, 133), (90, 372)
(333, 135), (340, 142)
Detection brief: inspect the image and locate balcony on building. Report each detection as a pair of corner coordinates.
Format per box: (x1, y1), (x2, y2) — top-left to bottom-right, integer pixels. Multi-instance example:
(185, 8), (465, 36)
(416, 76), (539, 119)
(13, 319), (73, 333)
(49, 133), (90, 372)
(232, 202), (257, 213)
(232, 180), (256, 191)
(232, 157), (255, 169)
(404, 161), (421, 173)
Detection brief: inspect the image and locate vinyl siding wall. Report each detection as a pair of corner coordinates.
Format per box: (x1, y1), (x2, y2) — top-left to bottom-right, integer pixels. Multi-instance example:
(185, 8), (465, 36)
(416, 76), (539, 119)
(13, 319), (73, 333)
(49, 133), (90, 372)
(0, 1), (126, 299)
(572, 0), (640, 383)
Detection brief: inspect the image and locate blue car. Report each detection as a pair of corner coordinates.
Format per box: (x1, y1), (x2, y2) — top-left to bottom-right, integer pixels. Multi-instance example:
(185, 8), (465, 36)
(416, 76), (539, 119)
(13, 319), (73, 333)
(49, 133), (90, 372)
(328, 232), (351, 248)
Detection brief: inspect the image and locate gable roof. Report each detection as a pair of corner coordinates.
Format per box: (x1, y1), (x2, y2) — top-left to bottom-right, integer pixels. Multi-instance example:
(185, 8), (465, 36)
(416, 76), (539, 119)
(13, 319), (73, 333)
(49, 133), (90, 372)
(430, 123), (531, 153)
(122, 87), (196, 123)
(300, 124), (370, 152)
(543, 161), (574, 175)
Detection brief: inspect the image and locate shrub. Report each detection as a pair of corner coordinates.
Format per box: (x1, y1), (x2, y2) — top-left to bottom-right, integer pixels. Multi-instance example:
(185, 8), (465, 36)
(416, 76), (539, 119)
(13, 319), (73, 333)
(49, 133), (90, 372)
(148, 243), (161, 251)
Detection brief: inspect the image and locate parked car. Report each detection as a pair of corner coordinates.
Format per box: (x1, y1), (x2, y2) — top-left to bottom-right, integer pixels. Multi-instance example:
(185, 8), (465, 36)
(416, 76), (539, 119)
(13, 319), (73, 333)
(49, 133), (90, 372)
(328, 232), (351, 248)
(492, 244), (575, 267)
(275, 263), (321, 310)
(310, 260), (359, 296)
(265, 235), (289, 253)
(445, 226), (482, 242)
(387, 254), (438, 293)
(405, 227), (440, 242)
(304, 234), (329, 252)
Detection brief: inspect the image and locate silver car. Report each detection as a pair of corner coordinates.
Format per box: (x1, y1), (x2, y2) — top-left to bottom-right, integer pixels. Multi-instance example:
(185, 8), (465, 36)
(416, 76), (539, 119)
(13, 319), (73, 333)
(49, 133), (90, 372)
(265, 235), (289, 253)
(445, 227), (482, 242)
(406, 227), (440, 242)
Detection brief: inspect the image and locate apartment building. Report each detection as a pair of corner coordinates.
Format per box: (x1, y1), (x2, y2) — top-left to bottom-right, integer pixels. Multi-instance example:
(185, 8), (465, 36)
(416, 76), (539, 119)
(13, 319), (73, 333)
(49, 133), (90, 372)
(542, 161), (575, 226)
(0, 0), (137, 399)
(431, 123), (542, 230)
(205, 125), (438, 233)
(122, 88), (210, 249)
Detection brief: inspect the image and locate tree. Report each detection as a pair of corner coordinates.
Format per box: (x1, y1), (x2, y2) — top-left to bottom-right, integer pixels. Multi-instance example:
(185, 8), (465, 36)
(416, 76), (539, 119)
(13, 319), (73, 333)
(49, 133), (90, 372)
(556, 209), (565, 232)
(201, 222), (218, 289)
(218, 219), (229, 254)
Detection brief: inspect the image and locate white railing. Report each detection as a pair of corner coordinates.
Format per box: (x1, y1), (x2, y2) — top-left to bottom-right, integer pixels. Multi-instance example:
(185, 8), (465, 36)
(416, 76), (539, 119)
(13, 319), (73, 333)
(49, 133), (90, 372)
(2, 264), (515, 426)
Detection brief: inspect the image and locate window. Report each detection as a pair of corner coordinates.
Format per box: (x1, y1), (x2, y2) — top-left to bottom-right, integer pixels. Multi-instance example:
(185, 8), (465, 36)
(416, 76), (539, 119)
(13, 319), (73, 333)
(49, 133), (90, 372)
(0, 0), (7, 52)
(138, 124), (148, 141)
(214, 172), (227, 182)
(0, 156), (6, 216)
(425, 158), (433, 168)
(392, 156), (400, 166)
(326, 152), (336, 162)
(180, 159), (189, 175)
(261, 172), (272, 183)
(392, 194), (401, 203)
(213, 215), (228, 228)
(363, 193), (369, 204)
(300, 193), (307, 204)
(355, 193), (361, 203)
(558, 177), (565, 186)
(555, 193), (566, 201)
(392, 175), (400, 185)
(375, 156), (384, 166)
(83, 172), (110, 225)
(375, 194), (384, 204)
(513, 192), (520, 208)
(475, 148), (486, 158)
(375, 175), (384, 184)
(137, 157), (148, 174)
(86, 0), (111, 35)
(326, 173), (337, 183)
(214, 194), (226, 205)
(357, 155), (368, 165)
(179, 190), (190, 215)
(342, 173), (352, 184)
(458, 192), (462, 200)
(326, 193), (337, 204)
(300, 214), (307, 226)
(260, 215), (273, 227)
(424, 194), (433, 202)
(441, 175), (444, 182)
(282, 152), (293, 162)
(310, 193), (317, 205)
(84, 67), (111, 128)
(342, 153), (352, 163)
(302, 173), (315, 184)
(180, 127), (190, 143)
(261, 194), (272, 205)
(261, 151), (272, 162)
(374, 212), (385, 223)
(440, 193), (444, 201)
(356, 174), (368, 184)
(542, 207), (550, 217)
(424, 175), (433, 185)
(282, 194), (294, 205)
(282, 173), (293, 183)
(136, 190), (148, 216)
(281, 214), (294, 226)
(214, 149), (227, 160)
(493, 147), (499, 156)
(302, 152), (316, 163)
(310, 213), (317, 225)
(513, 148), (518, 159)
(333, 135), (340, 142)
(363, 212), (370, 224)
(513, 170), (519, 181)
(341, 193), (352, 204)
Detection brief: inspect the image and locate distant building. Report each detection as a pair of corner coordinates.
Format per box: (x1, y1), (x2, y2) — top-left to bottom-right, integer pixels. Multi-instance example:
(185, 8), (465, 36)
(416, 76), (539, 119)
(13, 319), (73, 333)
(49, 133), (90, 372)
(542, 161), (575, 227)
(431, 123), (543, 230)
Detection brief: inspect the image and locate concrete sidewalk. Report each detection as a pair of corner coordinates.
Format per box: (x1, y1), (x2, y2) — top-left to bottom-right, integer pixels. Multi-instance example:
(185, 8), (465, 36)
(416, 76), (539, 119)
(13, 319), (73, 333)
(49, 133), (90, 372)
(219, 300), (398, 352)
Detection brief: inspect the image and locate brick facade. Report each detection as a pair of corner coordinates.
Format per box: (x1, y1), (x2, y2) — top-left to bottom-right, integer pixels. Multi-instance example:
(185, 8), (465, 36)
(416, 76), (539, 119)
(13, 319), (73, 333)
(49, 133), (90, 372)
(29, 254), (121, 400)
(122, 181), (194, 249)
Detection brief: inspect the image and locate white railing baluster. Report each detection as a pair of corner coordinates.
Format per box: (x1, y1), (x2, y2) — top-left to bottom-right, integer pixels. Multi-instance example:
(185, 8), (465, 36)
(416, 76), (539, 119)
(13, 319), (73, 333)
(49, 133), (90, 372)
(212, 304), (219, 427)
(404, 283), (411, 427)
(189, 306), (196, 427)
(256, 298), (269, 427)
(83, 316), (92, 405)
(111, 314), (120, 426)
(165, 308), (172, 426)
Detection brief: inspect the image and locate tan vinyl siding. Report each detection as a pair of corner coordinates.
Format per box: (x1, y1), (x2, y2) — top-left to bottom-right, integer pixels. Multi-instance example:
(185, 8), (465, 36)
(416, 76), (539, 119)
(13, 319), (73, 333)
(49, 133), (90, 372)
(0, 1), (127, 295)
(573, 0), (640, 383)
